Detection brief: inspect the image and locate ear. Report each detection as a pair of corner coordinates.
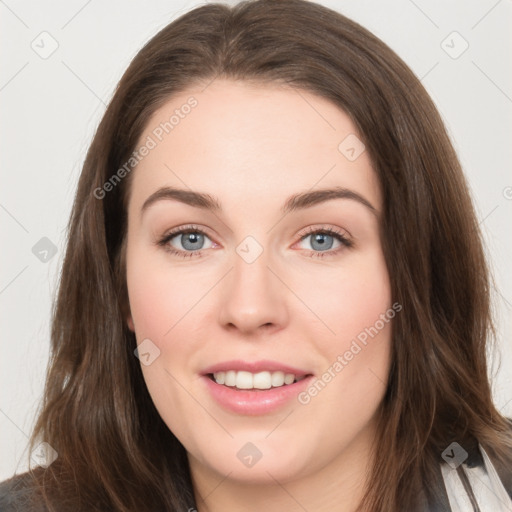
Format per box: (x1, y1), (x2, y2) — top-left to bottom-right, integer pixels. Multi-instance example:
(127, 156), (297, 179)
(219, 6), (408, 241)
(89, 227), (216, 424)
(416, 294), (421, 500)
(127, 314), (135, 332)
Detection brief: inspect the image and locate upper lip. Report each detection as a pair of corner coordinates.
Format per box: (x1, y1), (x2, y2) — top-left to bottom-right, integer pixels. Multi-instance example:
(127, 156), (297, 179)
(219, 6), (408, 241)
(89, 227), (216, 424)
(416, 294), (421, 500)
(202, 359), (311, 377)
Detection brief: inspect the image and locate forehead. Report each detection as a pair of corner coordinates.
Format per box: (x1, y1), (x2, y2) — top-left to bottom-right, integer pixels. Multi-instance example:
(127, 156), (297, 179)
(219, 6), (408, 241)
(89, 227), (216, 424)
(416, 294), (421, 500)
(128, 78), (380, 215)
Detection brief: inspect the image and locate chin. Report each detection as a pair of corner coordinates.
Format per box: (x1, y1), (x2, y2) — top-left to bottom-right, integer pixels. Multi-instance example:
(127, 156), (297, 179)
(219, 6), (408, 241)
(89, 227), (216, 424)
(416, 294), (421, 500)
(187, 433), (315, 484)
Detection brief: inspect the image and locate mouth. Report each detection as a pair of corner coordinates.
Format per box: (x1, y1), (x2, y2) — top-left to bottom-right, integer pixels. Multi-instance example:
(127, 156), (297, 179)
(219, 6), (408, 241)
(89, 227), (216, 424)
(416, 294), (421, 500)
(200, 360), (314, 415)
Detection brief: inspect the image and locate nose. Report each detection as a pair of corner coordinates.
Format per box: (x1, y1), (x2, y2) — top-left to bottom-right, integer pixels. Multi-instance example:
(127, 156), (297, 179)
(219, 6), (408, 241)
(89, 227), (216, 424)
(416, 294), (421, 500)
(217, 246), (289, 336)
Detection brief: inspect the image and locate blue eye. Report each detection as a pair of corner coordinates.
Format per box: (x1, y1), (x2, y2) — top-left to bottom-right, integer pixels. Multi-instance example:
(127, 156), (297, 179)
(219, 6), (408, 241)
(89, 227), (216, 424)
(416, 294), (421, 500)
(157, 224), (353, 259)
(157, 225), (213, 258)
(297, 227), (353, 259)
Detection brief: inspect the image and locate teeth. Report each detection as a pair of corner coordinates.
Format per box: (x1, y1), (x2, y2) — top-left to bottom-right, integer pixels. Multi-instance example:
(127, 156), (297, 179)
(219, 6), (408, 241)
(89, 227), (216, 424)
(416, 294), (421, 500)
(225, 370), (236, 387)
(271, 371), (285, 387)
(236, 371), (253, 389)
(212, 370), (302, 389)
(284, 373), (295, 385)
(254, 371), (272, 389)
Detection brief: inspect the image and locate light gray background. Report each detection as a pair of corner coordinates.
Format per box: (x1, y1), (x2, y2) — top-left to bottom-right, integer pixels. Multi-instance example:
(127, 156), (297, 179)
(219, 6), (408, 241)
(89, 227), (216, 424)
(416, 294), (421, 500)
(1, 0), (511, 480)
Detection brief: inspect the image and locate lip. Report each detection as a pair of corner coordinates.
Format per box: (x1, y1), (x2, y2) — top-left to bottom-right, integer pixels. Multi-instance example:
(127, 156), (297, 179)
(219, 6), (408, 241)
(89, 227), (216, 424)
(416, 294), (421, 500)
(201, 359), (310, 377)
(200, 360), (314, 416)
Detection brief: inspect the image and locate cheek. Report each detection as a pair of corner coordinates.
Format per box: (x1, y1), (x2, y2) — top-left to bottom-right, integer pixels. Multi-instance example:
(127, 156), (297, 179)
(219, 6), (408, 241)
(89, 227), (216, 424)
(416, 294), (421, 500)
(126, 255), (207, 446)
(126, 253), (197, 341)
(294, 259), (393, 466)
(295, 246), (393, 409)
(297, 248), (392, 352)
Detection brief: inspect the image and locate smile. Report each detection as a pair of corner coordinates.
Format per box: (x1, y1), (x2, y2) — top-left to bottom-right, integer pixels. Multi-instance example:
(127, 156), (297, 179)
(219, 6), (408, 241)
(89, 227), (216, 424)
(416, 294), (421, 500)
(201, 360), (314, 415)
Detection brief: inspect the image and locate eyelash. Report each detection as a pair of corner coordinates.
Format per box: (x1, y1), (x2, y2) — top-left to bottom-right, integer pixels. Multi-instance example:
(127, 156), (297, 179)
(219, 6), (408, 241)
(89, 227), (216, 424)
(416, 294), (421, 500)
(156, 224), (353, 259)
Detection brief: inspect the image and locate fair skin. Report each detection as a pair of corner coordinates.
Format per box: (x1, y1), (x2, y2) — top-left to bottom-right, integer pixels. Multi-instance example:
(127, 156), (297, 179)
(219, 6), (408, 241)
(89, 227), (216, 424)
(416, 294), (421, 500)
(125, 79), (393, 512)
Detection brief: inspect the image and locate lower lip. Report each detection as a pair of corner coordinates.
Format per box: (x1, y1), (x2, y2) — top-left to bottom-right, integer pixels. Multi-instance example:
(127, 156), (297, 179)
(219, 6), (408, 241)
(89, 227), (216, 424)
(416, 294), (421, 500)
(202, 375), (314, 415)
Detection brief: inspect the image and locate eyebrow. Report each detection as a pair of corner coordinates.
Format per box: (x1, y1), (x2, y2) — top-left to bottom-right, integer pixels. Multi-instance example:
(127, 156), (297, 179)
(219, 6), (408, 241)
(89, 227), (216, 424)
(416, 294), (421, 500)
(140, 185), (377, 218)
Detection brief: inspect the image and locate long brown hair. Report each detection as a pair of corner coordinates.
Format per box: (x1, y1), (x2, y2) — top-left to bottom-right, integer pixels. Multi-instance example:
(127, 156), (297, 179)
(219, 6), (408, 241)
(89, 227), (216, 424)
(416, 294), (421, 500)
(22, 0), (511, 510)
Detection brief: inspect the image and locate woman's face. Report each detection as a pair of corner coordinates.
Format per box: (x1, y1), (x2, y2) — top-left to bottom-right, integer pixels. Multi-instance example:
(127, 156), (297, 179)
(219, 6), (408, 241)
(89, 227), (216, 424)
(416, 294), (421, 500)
(125, 79), (393, 487)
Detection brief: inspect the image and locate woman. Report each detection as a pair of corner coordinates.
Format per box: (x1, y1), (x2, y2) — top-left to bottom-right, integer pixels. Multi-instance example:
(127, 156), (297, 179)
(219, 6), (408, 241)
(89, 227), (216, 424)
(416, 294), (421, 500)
(1, 0), (511, 510)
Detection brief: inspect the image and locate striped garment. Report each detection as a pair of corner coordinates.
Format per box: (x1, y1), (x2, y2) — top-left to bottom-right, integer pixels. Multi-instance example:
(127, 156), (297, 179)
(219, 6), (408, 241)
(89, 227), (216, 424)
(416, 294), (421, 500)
(440, 444), (512, 511)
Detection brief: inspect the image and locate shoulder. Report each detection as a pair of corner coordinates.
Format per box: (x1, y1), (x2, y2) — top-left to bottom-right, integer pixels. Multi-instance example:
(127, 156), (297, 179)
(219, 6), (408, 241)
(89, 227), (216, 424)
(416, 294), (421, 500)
(0, 470), (47, 511)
